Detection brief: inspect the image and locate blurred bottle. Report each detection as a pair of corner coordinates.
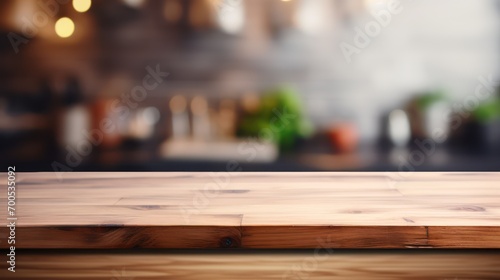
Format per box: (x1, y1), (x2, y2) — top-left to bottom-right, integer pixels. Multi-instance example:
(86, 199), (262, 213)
(58, 76), (91, 152)
(216, 99), (237, 139)
(91, 98), (122, 148)
(169, 95), (190, 139)
(387, 109), (411, 147)
(39, 78), (59, 155)
(191, 95), (211, 140)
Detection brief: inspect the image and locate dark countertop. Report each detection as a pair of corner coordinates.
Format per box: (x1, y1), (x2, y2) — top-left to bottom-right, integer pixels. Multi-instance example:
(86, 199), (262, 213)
(4, 144), (500, 172)
(2, 127), (499, 172)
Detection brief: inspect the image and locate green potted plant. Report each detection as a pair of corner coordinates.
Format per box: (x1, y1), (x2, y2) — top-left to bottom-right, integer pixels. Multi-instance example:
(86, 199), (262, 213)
(237, 86), (313, 152)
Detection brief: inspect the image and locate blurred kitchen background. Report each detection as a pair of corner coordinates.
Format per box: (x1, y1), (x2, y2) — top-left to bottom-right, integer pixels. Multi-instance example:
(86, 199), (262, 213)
(1, 0), (500, 171)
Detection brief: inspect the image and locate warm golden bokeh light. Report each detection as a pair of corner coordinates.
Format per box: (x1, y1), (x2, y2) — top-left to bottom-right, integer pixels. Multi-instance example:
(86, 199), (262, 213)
(55, 17), (75, 38)
(73, 0), (92, 13)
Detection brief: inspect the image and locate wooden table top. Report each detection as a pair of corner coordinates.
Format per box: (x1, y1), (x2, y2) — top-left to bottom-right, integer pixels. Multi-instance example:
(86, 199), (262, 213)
(1, 172), (499, 249)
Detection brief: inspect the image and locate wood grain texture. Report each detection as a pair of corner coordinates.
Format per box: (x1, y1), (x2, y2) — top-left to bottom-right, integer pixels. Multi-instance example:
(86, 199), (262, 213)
(0, 172), (499, 249)
(0, 251), (499, 279)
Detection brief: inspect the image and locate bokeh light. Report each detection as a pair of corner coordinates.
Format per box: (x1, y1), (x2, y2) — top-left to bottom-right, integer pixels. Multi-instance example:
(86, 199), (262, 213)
(73, 0), (92, 13)
(55, 17), (75, 38)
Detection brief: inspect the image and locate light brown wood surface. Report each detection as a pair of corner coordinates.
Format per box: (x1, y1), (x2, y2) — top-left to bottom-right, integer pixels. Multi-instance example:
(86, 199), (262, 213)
(1, 172), (499, 248)
(1, 251), (499, 279)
